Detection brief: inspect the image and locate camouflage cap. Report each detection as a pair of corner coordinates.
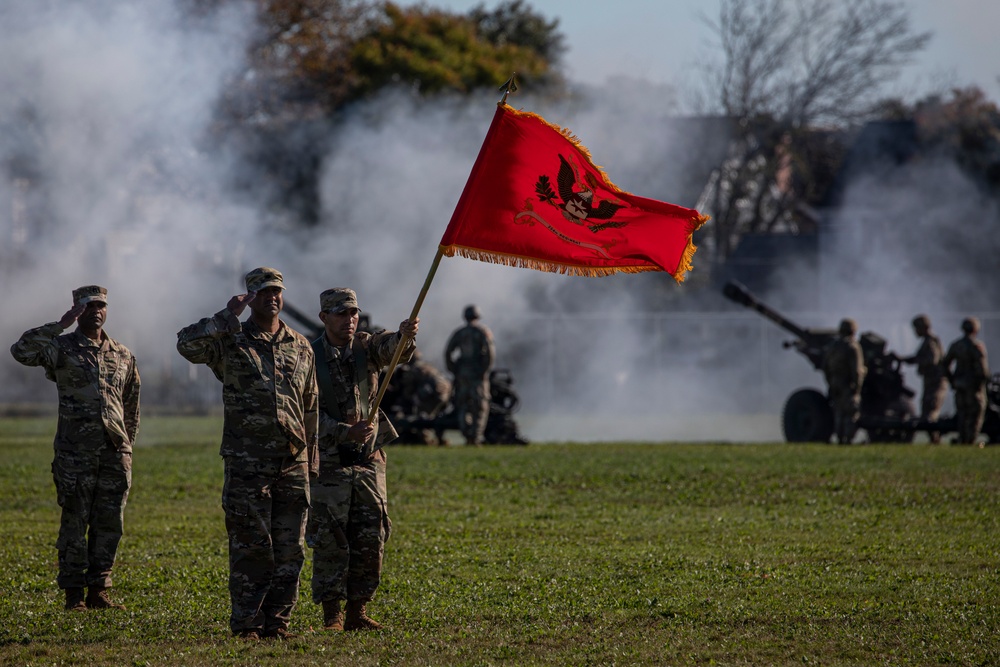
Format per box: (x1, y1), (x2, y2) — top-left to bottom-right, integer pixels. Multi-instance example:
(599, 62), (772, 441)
(321, 287), (359, 314)
(245, 267), (284, 293)
(72, 285), (108, 306)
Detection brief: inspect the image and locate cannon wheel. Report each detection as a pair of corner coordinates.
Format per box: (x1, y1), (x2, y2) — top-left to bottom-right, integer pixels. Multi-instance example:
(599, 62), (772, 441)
(982, 409), (1000, 445)
(782, 389), (834, 443)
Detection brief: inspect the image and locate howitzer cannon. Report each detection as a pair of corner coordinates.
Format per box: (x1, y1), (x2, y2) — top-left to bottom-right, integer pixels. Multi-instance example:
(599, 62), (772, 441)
(723, 280), (918, 442)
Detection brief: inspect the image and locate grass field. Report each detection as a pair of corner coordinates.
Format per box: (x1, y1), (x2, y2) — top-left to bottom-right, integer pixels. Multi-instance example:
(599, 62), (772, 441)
(1, 416), (998, 666)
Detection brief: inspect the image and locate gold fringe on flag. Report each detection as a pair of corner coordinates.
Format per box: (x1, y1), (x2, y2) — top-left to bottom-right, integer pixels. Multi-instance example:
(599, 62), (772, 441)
(441, 244), (670, 278)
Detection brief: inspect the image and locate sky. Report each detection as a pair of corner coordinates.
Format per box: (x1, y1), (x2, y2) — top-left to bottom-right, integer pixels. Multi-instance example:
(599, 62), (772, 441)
(1, 0), (998, 444)
(436, 0), (1000, 102)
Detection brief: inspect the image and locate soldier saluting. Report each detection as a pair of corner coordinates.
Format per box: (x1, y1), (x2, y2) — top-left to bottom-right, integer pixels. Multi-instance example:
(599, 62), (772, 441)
(176, 267), (318, 640)
(10, 285), (140, 612)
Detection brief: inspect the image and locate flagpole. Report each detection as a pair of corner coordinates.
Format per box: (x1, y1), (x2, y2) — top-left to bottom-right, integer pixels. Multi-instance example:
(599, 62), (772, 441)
(498, 73), (517, 106)
(367, 247), (445, 423)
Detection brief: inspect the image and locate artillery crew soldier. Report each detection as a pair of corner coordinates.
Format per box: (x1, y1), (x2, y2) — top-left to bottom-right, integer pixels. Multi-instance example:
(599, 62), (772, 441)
(308, 287), (418, 632)
(898, 314), (947, 443)
(823, 318), (867, 444)
(10, 285), (140, 612)
(942, 317), (990, 444)
(176, 267), (318, 640)
(445, 305), (495, 445)
(389, 349), (452, 445)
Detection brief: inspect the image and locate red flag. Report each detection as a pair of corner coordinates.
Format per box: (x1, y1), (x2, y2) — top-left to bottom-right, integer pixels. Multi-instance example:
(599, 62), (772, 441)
(440, 103), (709, 281)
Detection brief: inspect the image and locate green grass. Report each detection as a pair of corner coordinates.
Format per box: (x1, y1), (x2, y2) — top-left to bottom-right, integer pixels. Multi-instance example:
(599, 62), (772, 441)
(1, 416), (998, 666)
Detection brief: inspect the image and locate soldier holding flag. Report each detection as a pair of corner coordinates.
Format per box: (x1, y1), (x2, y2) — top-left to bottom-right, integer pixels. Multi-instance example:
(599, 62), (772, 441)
(308, 287), (418, 632)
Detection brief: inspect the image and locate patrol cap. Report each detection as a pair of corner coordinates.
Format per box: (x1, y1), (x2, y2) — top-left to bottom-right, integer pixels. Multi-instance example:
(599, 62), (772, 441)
(72, 285), (108, 306)
(321, 287), (359, 314)
(245, 267), (284, 293)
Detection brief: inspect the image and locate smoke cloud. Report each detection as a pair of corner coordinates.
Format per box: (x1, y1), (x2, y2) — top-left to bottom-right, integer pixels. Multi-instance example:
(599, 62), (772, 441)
(1, 2), (996, 443)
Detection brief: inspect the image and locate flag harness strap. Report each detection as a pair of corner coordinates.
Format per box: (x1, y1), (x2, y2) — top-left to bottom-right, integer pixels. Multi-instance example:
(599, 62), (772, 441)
(312, 336), (373, 427)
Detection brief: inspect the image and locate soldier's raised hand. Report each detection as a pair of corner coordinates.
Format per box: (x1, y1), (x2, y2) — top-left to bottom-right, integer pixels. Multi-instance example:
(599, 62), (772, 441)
(227, 291), (257, 317)
(399, 316), (420, 339)
(58, 303), (87, 330)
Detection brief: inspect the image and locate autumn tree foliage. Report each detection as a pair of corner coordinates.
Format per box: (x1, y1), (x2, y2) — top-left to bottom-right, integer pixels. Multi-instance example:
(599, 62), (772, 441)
(349, 1), (561, 99)
(200, 0), (565, 224)
(913, 87), (1000, 191)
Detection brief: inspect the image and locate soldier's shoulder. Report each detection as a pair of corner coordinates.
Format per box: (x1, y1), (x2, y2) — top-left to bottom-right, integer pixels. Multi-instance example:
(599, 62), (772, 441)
(354, 331), (377, 350)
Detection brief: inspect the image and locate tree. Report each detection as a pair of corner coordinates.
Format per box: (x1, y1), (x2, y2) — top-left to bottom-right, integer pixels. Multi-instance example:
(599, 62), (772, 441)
(196, 0), (565, 225)
(912, 87), (1000, 191)
(210, 0), (374, 124)
(694, 0), (930, 266)
(349, 1), (555, 99)
(469, 0), (565, 65)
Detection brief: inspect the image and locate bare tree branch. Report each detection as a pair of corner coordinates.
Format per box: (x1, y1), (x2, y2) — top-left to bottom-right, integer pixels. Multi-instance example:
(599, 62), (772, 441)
(693, 0), (930, 266)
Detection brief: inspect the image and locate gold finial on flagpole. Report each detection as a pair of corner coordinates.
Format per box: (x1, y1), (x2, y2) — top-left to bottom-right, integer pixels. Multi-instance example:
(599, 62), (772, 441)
(498, 73), (518, 105)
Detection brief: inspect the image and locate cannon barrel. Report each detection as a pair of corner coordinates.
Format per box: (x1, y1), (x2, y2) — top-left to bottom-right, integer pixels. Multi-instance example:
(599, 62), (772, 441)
(722, 281), (811, 341)
(282, 300), (324, 339)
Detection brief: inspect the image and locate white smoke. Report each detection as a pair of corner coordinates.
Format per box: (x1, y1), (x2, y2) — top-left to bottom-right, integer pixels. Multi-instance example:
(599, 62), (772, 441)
(2, 2), (995, 443)
(0, 0), (259, 396)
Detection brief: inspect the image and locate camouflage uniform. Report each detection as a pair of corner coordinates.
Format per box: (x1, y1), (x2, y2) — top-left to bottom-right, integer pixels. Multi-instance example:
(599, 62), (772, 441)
(823, 321), (866, 444)
(942, 320), (990, 444)
(899, 317), (947, 441)
(391, 353), (452, 444)
(308, 288), (414, 611)
(176, 268), (318, 636)
(399, 355), (451, 419)
(9, 285), (140, 595)
(444, 306), (495, 445)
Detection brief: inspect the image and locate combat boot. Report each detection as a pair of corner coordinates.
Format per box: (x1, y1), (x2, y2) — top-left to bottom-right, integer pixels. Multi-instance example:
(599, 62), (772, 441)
(322, 599), (345, 631)
(64, 587), (87, 612)
(262, 627), (298, 640)
(344, 600), (383, 631)
(86, 585), (126, 610)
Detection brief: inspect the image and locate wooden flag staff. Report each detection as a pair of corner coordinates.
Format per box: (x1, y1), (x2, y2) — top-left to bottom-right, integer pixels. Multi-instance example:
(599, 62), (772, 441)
(366, 248), (444, 424)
